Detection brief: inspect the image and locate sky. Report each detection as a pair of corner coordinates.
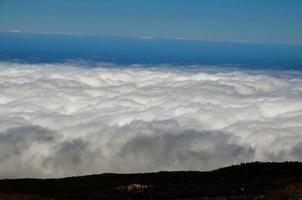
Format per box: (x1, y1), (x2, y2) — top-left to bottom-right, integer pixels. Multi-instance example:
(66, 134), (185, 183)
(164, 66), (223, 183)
(0, 0), (301, 45)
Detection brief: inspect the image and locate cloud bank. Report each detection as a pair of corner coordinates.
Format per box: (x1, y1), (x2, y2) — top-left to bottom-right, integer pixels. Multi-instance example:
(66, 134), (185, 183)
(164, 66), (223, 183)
(0, 62), (302, 178)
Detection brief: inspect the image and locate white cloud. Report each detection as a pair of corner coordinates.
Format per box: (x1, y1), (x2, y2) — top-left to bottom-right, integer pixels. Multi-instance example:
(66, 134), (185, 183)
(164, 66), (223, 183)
(0, 62), (302, 178)
(138, 35), (154, 40)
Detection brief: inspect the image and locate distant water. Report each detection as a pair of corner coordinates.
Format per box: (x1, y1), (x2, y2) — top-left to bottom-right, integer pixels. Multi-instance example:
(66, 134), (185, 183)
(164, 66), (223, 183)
(1, 32), (302, 70)
(1, 32), (302, 178)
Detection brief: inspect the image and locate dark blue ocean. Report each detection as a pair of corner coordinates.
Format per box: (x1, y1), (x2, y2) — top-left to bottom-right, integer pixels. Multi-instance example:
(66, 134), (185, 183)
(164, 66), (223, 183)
(1, 32), (302, 70)
(2, 32), (302, 177)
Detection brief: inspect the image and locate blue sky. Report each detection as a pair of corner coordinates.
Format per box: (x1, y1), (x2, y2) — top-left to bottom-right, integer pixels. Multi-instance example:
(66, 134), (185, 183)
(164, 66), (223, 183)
(0, 0), (301, 44)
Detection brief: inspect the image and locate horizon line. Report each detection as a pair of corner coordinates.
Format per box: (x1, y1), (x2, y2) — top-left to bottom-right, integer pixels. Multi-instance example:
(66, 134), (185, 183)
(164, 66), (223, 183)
(1, 30), (301, 47)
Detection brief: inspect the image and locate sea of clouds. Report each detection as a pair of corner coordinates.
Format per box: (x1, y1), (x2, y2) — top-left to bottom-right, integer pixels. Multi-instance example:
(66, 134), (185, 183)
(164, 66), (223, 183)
(0, 62), (302, 178)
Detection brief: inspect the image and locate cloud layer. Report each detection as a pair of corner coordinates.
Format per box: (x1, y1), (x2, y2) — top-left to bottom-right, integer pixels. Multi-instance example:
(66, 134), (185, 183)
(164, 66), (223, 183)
(0, 62), (302, 178)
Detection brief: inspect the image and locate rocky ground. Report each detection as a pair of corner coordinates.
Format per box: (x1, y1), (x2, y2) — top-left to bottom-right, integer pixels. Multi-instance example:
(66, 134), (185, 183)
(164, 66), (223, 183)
(1, 162), (302, 200)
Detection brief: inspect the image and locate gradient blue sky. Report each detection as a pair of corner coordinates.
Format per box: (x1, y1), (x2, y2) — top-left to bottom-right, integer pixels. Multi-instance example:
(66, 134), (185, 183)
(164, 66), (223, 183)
(0, 0), (301, 44)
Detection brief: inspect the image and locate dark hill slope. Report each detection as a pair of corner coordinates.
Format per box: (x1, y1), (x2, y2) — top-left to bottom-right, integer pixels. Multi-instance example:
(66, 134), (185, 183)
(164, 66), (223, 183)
(1, 162), (302, 199)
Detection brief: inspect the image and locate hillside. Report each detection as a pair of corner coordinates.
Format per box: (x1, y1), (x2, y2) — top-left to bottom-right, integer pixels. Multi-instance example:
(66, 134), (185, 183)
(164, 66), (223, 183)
(0, 162), (302, 200)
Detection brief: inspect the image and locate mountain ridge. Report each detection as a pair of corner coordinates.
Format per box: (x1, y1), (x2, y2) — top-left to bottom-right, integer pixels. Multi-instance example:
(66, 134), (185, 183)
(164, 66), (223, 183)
(1, 162), (302, 199)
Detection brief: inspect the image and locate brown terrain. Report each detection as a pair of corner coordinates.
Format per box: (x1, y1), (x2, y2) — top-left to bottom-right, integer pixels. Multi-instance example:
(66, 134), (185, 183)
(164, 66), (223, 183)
(0, 162), (302, 200)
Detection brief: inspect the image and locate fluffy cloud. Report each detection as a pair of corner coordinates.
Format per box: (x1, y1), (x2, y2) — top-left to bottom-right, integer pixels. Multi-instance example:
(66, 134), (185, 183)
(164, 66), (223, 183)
(0, 62), (302, 178)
